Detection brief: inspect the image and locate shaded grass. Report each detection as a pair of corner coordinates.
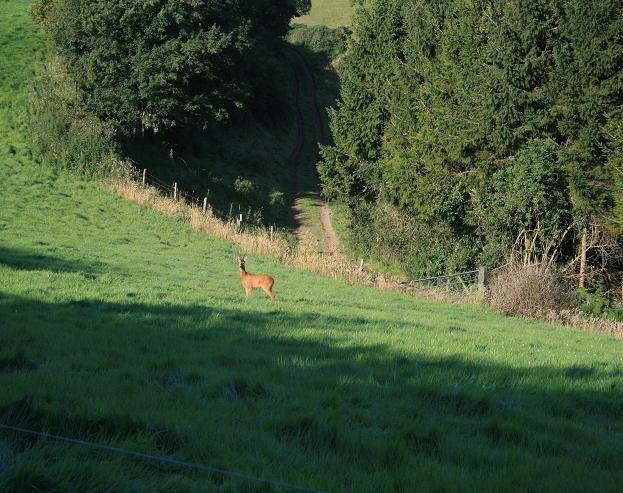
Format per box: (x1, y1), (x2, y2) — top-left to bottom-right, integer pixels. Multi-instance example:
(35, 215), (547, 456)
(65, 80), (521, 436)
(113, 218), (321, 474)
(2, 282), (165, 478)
(2, 1), (623, 492)
(121, 108), (296, 228)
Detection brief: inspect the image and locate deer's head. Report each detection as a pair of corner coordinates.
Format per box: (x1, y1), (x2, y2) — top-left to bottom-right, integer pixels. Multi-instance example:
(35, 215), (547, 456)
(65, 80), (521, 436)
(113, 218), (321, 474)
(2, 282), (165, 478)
(237, 256), (247, 270)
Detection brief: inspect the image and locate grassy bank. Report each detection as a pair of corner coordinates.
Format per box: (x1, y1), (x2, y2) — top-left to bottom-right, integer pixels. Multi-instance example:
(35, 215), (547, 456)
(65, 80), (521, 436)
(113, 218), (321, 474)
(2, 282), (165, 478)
(2, 2), (623, 492)
(295, 0), (355, 28)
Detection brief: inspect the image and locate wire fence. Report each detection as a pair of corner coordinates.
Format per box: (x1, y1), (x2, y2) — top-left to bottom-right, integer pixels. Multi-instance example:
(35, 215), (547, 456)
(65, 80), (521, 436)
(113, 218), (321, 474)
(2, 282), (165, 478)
(401, 269), (485, 293)
(0, 424), (329, 493)
(128, 166), (491, 291)
(130, 166), (280, 239)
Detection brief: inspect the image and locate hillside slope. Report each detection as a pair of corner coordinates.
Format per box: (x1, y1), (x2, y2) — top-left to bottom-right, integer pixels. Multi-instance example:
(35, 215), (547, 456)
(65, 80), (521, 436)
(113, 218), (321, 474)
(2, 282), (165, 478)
(295, 0), (354, 28)
(1, 2), (623, 492)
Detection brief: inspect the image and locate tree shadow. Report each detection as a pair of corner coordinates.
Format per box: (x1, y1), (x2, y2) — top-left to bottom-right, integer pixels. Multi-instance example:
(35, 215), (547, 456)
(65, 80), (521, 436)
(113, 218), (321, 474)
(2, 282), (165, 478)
(0, 292), (622, 492)
(117, 41), (299, 231)
(0, 246), (110, 276)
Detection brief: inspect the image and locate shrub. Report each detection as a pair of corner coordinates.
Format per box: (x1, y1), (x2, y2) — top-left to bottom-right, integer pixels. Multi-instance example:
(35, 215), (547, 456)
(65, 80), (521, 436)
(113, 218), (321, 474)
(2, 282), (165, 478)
(28, 59), (129, 178)
(288, 24), (351, 59)
(233, 177), (256, 197)
(488, 263), (567, 320)
(32, 0), (310, 132)
(345, 200), (477, 279)
(268, 190), (284, 205)
(574, 288), (623, 322)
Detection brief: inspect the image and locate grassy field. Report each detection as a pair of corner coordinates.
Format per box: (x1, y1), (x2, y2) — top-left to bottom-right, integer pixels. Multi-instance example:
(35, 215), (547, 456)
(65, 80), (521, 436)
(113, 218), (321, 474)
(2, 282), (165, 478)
(295, 0), (354, 28)
(2, 1), (623, 492)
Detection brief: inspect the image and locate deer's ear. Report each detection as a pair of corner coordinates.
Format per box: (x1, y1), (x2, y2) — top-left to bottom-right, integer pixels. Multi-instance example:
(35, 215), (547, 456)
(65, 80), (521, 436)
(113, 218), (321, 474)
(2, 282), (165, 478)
(243, 256), (247, 262)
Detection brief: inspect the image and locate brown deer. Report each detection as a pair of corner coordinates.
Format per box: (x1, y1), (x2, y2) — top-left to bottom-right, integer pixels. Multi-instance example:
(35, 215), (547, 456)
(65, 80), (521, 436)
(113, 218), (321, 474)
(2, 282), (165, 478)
(237, 256), (275, 300)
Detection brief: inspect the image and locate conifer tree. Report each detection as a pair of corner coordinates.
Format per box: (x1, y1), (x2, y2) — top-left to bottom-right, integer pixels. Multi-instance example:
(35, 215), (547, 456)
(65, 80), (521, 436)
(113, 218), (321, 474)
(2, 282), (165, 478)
(321, 0), (622, 288)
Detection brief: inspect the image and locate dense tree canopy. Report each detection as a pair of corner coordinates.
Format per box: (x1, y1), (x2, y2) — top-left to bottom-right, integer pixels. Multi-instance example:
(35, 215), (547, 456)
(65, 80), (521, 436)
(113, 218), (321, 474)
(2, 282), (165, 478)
(320, 0), (622, 293)
(32, 0), (310, 132)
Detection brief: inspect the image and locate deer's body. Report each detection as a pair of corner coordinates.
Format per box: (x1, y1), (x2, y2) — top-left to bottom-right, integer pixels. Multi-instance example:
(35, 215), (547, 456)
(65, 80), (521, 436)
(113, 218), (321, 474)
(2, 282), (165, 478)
(238, 256), (275, 300)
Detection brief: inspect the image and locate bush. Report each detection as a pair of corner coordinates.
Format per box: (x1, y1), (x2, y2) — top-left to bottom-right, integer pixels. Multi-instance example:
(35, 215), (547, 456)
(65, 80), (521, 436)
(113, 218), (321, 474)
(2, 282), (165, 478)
(345, 200), (477, 279)
(489, 263), (567, 320)
(32, 0), (309, 133)
(269, 190), (285, 206)
(574, 288), (623, 321)
(288, 24), (351, 59)
(28, 59), (128, 178)
(233, 177), (256, 197)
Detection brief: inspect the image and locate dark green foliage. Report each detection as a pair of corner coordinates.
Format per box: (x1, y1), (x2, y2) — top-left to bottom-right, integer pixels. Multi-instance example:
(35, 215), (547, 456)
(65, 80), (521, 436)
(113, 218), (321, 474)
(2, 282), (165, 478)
(32, 0), (310, 132)
(28, 0), (314, 226)
(346, 200), (476, 277)
(322, 0), (623, 292)
(550, 0), (623, 216)
(575, 289), (623, 321)
(480, 139), (573, 265)
(288, 23), (351, 60)
(603, 110), (623, 236)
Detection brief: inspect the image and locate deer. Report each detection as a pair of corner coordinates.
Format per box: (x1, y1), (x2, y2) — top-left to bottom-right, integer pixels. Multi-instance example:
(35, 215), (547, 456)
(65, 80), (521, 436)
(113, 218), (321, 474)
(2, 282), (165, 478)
(237, 256), (275, 300)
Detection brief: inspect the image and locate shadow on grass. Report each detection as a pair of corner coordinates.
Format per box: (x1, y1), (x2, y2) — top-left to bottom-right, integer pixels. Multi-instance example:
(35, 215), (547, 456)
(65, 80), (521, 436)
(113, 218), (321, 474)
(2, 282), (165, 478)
(0, 292), (622, 491)
(0, 246), (110, 275)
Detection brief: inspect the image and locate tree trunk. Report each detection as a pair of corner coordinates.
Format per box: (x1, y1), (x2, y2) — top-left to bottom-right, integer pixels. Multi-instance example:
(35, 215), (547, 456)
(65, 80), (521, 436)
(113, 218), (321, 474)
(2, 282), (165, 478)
(578, 228), (587, 289)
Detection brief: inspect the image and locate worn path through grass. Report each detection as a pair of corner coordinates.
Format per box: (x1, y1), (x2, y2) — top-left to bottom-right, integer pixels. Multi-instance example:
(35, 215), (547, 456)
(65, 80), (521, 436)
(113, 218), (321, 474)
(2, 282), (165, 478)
(287, 45), (344, 260)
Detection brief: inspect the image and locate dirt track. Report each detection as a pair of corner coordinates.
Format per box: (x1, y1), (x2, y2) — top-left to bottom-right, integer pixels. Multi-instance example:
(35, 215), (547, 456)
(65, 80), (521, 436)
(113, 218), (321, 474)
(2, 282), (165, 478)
(288, 47), (342, 258)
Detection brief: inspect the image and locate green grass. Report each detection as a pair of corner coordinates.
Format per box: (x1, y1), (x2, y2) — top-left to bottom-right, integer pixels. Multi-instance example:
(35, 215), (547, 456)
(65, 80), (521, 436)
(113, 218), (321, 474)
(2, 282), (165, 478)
(2, 2), (623, 492)
(295, 0), (355, 28)
(0, 0), (43, 157)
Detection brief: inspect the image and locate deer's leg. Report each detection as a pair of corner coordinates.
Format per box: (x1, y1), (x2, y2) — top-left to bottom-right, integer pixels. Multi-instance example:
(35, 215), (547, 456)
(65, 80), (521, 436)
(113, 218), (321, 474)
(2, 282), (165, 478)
(262, 286), (275, 300)
(245, 287), (252, 297)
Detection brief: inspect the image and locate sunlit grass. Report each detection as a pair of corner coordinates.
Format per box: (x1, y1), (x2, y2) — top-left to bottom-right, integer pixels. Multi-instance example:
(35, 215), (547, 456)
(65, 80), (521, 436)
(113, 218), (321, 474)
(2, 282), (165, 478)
(1, 2), (623, 492)
(295, 0), (355, 28)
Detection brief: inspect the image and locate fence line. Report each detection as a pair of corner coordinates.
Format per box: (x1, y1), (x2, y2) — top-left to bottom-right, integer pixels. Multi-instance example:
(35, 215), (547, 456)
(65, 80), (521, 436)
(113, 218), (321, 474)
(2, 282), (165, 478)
(0, 424), (329, 493)
(131, 167), (490, 292)
(136, 167), (272, 231)
(403, 269), (479, 285)
(401, 267), (488, 292)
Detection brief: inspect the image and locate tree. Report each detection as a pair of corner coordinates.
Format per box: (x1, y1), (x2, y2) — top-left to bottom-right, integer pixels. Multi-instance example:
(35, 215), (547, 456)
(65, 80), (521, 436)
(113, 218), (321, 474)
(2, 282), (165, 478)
(32, 0), (310, 132)
(321, 0), (623, 287)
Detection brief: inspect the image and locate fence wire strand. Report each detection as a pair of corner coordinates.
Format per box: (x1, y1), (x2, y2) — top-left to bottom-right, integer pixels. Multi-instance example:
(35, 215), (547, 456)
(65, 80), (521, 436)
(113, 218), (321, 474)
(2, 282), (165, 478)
(0, 424), (329, 493)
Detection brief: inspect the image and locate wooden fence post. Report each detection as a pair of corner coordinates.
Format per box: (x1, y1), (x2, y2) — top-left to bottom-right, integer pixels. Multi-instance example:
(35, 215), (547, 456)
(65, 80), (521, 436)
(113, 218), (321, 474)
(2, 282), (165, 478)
(579, 228), (587, 289)
(142, 169), (146, 186)
(202, 197), (208, 214)
(478, 266), (488, 292)
(173, 182), (178, 201)
(269, 225), (274, 241)
(237, 214), (243, 229)
(358, 259), (364, 272)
